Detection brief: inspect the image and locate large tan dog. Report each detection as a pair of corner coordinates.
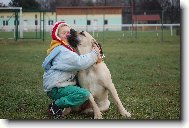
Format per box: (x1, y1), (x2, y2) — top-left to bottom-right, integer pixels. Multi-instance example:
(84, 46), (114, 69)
(63, 31), (131, 119)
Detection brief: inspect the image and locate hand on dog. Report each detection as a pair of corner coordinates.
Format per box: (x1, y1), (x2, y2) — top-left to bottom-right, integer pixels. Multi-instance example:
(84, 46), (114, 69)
(92, 45), (101, 55)
(92, 45), (102, 63)
(96, 57), (103, 64)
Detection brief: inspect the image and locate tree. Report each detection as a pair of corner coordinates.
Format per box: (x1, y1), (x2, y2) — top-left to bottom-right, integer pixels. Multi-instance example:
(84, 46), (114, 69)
(133, 0), (180, 23)
(165, 1), (180, 23)
(139, 0), (162, 14)
(156, 0), (180, 23)
(8, 0), (41, 11)
(38, 0), (56, 11)
(0, 2), (7, 7)
(69, 0), (83, 6)
(55, 0), (84, 7)
(95, 0), (123, 6)
(86, 0), (94, 6)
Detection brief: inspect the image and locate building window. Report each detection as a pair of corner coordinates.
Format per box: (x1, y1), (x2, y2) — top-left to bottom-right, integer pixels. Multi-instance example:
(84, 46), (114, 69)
(87, 20), (91, 25)
(3, 20), (8, 26)
(48, 20), (53, 25)
(74, 20), (76, 24)
(35, 14), (37, 19)
(104, 20), (108, 25)
(35, 20), (38, 25)
(3, 20), (5, 26)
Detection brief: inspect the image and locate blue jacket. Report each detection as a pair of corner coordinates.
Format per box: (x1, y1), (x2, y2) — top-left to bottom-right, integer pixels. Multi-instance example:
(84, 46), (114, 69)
(42, 45), (97, 92)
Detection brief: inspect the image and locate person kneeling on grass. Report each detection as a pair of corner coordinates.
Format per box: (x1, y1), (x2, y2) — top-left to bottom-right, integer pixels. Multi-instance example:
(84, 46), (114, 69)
(42, 21), (101, 118)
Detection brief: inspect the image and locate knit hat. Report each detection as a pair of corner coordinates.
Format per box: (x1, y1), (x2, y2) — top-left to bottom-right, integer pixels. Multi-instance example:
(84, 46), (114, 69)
(51, 21), (70, 41)
(50, 21), (75, 52)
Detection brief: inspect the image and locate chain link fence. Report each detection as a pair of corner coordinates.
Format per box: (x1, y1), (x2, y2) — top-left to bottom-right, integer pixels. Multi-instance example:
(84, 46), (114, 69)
(0, 8), (45, 41)
(0, 8), (180, 43)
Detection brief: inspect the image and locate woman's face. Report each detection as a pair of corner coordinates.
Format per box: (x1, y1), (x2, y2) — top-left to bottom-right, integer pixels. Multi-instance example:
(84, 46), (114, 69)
(58, 25), (70, 40)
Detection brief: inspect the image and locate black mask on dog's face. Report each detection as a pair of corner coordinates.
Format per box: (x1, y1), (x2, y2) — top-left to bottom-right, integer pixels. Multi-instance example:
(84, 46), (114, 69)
(67, 28), (80, 48)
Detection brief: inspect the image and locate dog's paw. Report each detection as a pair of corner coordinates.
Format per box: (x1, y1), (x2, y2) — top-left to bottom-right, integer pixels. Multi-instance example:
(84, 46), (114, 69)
(125, 112), (131, 117)
(120, 110), (131, 118)
(94, 112), (103, 119)
(94, 114), (103, 119)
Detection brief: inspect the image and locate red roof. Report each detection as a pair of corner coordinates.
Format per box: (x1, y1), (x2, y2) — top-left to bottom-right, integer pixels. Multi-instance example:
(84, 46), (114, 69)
(132, 14), (161, 21)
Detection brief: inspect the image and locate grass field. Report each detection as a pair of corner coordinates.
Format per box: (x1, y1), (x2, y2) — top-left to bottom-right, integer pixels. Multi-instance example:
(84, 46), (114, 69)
(0, 29), (178, 42)
(0, 32), (180, 119)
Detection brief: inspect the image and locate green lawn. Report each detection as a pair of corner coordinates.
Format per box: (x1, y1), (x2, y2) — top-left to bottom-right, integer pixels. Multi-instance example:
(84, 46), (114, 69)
(0, 29), (178, 42)
(0, 32), (180, 119)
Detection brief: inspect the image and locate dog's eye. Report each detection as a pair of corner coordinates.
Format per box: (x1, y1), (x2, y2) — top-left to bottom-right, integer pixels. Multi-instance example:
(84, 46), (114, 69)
(79, 31), (86, 37)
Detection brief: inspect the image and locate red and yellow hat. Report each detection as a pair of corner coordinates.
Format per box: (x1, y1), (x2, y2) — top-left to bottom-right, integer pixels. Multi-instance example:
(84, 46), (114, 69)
(51, 21), (70, 41)
(51, 21), (75, 52)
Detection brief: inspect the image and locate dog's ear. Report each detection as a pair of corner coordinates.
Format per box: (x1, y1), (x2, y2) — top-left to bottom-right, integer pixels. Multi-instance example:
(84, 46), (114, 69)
(67, 29), (79, 48)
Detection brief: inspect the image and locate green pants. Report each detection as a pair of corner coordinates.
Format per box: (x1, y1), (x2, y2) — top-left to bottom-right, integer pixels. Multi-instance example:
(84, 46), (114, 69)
(47, 85), (90, 108)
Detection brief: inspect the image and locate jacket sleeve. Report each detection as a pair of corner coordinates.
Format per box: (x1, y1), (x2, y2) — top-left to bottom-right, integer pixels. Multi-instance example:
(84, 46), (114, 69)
(52, 48), (98, 71)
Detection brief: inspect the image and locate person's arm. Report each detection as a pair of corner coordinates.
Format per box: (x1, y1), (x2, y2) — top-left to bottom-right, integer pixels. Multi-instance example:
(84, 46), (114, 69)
(52, 47), (100, 71)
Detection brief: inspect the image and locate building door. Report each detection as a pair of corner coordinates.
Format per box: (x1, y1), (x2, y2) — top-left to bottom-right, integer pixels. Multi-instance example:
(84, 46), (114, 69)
(92, 19), (98, 31)
(23, 20), (28, 31)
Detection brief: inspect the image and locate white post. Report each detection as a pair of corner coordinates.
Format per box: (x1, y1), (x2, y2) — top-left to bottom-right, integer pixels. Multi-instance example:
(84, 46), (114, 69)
(13, 27), (15, 38)
(19, 7), (23, 38)
(170, 25), (173, 36)
(93, 25), (95, 37)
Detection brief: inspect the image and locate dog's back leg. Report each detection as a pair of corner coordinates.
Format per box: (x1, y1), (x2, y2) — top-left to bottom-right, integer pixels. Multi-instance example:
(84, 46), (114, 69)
(82, 99), (110, 113)
(107, 83), (131, 117)
(98, 99), (110, 112)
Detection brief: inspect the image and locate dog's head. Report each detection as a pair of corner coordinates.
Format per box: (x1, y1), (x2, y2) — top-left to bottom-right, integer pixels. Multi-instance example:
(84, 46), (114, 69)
(77, 31), (104, 57)
(68, 30), (104, 57)
(76, 31), (95, 55)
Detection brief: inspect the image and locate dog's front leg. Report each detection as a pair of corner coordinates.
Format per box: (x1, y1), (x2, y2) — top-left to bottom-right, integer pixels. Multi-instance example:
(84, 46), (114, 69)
(89, 93), (103, 119)
(107, 84), (131, 117)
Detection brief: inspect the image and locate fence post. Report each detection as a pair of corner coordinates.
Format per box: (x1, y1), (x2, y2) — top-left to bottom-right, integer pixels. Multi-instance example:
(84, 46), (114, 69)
(40, 11), (41, 39)
(170, 25), (173, 36)
(161, 10), (164, 43)
(14, 10), (19, 41)
(102, 8), (105, 43)
(43, 11), (45, 41)
(19, 7), (23, 38)
(86, 8), (88, 32)
(135, 17), (137, 39)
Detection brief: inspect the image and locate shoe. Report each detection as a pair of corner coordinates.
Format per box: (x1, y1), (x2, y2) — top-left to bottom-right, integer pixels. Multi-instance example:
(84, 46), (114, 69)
(48, 101), (63, 119)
